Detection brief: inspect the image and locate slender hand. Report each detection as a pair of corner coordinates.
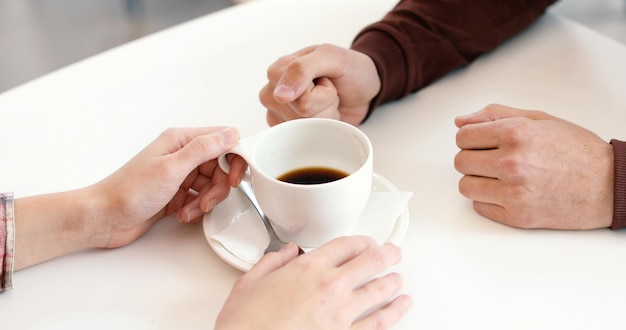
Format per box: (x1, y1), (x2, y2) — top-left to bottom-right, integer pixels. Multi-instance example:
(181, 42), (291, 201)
(454, 104), (614, 230)
(215, 236), (412, 330)
(14, 127), (241, 270)
(259, 44), (381, 126)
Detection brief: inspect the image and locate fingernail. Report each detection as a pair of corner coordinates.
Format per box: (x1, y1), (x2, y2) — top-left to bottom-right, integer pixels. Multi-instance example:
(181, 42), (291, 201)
(186, 208), (202, 223)
(402, 295), (414, 308)
(280, 242), (295, 252)
(274, 84), (295, 99)
(283, 242), (305, 255)
(204, 198), (217, 213)
(220, 127), (239, 146)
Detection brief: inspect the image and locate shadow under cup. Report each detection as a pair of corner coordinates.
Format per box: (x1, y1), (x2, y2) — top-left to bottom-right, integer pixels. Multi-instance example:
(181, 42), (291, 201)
(243, 119), (373, 248)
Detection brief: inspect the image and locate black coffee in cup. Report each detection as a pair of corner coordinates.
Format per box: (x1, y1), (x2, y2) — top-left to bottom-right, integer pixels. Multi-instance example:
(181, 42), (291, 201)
(278, 167), (348, 185)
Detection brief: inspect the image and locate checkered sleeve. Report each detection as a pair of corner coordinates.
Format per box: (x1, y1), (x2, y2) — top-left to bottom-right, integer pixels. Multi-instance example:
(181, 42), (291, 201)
(1, 192), (15, 292)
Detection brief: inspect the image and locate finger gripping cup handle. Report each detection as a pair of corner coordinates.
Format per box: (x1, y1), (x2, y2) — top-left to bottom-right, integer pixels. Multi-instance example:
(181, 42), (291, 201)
(217, 142), (249, 175)
(217, 153), (233, 174)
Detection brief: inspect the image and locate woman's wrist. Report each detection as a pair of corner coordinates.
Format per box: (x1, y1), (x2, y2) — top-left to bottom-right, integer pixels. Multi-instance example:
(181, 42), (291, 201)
(13, 187), (109, 270)
(78, 184), (117, 249)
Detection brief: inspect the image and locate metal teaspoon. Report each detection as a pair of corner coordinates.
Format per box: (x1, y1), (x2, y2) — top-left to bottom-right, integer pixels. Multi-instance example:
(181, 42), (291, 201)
(238, 177), (304, 255)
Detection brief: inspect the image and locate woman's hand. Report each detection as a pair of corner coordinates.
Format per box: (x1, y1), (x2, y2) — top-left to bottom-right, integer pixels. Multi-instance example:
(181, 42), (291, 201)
(91, 126), (243, 248)
(216, 236), (412, 330)
(14, 127), (245, 269)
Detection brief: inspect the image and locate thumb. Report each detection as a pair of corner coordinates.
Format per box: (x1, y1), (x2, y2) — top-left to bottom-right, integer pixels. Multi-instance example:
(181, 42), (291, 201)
(273, 45), (346, 104)
(172, 127), (239, 172)
(273, 75), (314, 104)
(246, 243), (300, 279)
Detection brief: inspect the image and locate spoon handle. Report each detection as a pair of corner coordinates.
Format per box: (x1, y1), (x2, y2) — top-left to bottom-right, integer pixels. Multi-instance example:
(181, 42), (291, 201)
(238, 178), (305, 256)
(238, 180), (273, 232)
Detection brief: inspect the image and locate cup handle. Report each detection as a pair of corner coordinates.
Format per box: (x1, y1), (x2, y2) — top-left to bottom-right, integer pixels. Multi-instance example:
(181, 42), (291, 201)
(217, 143), (246, 174)
(218, 129), (263, 177)
(218, 143), (254, 186)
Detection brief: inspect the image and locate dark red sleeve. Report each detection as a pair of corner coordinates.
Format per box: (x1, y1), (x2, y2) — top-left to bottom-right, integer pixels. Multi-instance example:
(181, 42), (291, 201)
(351, 0), (557, 119)
(611, 140), (626, 230)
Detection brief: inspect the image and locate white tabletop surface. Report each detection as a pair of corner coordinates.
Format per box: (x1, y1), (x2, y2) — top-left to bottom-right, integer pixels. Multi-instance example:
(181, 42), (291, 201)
(2, 0), (626, 328)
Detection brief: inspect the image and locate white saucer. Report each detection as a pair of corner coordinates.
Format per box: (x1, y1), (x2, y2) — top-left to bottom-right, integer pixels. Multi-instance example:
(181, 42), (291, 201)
(202, 172), (410, 272)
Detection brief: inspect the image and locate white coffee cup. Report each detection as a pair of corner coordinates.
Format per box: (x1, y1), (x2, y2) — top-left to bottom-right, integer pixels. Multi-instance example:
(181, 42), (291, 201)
(218, 118), (373, 248)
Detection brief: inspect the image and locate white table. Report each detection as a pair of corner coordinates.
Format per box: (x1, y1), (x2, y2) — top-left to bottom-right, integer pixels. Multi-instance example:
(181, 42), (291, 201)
(1, 0), (626, 328)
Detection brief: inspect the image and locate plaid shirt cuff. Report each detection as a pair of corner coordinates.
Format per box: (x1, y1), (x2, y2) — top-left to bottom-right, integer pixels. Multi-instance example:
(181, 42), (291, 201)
(1, 192), (15, 292)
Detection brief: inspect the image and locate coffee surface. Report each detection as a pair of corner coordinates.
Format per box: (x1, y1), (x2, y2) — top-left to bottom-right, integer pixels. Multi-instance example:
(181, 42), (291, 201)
(277, 167), (348, 185)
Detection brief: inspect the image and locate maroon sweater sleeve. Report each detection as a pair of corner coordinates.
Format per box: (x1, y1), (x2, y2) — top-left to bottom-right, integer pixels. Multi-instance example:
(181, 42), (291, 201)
(351, 0), (557, 118)
(611, 140), (626, 229)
